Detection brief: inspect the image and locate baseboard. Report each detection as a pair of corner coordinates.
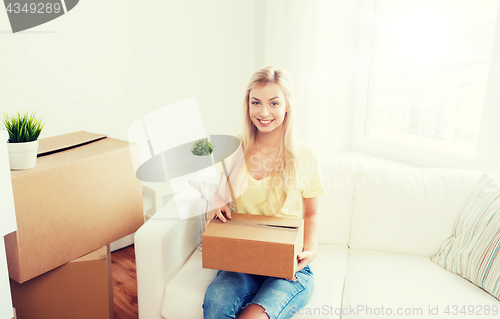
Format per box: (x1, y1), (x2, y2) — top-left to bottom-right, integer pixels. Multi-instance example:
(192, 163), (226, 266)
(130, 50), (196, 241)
(110, 233), (135, 252)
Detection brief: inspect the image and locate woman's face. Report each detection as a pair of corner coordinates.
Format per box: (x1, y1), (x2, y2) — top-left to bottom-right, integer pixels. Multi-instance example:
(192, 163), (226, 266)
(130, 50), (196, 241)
(249, 83), (288, 134)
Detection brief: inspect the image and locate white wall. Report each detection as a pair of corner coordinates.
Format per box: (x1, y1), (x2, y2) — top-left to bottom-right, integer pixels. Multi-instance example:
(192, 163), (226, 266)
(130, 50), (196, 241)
(0, 0), (257, 141)
(0, 0), (360, 157)
(258, 0), (362, 157)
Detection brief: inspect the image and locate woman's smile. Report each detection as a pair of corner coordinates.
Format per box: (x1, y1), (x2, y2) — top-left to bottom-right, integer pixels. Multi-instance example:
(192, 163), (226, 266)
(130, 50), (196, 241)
(258, 118), (274, 126)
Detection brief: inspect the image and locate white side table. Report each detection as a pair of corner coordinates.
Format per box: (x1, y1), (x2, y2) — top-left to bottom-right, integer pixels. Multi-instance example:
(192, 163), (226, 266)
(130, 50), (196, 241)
(110, 181), (172, 252)
(142, 182), (173, 221)
(0, 130), (15, 319)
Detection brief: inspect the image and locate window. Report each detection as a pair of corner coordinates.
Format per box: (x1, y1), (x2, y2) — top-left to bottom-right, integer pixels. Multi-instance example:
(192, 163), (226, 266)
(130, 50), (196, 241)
(352, 0), (500, 171)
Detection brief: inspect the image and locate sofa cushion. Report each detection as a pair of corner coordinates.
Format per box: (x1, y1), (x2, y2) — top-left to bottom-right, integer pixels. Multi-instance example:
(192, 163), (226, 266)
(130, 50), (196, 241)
(161, 244), (348, 319)
(317, 150), (420, 245)
(317, 163), (355, 245)
(293, 244), (348, 319)
(350, 168), (482, 257)
(432, 173), (500, 301)
(161, 248), (217, 319)
(342, 248), (500, 319)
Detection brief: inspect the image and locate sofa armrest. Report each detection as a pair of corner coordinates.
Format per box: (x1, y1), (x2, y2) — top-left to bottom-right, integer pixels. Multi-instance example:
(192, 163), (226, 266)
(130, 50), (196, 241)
(135, 191), (202, 319)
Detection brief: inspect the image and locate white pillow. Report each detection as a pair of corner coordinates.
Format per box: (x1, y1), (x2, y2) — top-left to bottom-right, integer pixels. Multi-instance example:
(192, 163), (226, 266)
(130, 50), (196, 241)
(432, 173), (500, 301)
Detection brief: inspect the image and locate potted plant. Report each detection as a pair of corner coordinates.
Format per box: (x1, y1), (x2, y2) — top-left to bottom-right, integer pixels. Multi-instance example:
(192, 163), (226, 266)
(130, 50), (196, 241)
(2, 111), (44, 170)
(191, 138), (213, 156)
(189, 138), (214, 235)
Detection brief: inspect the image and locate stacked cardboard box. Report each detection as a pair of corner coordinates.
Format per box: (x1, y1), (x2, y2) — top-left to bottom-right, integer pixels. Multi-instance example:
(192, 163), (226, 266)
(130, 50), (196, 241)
(5, 131), (143, 283)
(4, 131), (144, 317)
(10, 245), (113, 319)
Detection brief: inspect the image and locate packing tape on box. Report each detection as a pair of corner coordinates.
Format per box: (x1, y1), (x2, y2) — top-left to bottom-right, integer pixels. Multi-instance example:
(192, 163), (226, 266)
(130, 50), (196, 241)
(220, 219), (299, 230)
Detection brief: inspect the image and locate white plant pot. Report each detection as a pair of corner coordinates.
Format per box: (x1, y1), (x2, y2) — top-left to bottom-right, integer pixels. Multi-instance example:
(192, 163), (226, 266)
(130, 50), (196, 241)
(7, 140), (39, 170)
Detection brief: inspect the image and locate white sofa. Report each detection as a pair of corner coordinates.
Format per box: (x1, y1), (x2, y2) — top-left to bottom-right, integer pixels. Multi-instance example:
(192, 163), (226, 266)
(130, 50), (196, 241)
(135, 153), (500, 319)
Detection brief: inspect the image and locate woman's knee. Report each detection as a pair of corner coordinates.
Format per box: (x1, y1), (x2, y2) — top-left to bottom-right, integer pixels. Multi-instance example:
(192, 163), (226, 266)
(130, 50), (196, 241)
(203, 274), (242, 319)
(203, 271), (263, 318)
(203, 292), (235, 319)
(238, 303), (270, 319)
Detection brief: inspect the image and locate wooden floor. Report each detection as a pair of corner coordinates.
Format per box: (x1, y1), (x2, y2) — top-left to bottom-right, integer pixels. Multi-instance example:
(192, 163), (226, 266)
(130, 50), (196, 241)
(111, 245), (138, 319)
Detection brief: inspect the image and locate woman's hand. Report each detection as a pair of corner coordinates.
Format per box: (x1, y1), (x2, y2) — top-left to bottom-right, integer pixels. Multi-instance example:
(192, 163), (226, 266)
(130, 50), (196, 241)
(296, 250), (316, 272)
(206, 195), (232, 227)
(297, 197), (320, 273)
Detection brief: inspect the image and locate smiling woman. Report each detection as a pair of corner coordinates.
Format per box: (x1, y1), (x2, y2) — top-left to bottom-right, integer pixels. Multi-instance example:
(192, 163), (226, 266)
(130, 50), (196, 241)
(203, 66), (326, 319)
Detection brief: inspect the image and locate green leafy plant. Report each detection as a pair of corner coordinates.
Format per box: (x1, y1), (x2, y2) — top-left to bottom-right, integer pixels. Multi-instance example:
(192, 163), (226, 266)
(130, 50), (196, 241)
(191, 138), (213, 156)
(2, 111), (45, 143)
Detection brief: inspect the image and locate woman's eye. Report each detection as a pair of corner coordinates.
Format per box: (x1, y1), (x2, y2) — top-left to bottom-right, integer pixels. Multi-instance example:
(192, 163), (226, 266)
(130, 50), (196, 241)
(252, 101), (260, 105)
(271, 102), (279, 106)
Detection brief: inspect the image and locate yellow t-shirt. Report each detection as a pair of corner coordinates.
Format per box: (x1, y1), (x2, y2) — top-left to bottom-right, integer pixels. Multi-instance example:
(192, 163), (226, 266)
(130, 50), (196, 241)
(235, 140), (326, 218)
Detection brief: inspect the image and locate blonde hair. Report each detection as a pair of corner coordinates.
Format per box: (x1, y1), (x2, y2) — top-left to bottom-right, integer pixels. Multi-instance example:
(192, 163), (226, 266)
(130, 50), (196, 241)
(241, 66), (300, 214)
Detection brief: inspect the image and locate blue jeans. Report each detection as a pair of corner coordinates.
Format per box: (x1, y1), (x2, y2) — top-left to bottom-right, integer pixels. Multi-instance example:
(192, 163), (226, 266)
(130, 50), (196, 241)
(203, 265), (314, 319)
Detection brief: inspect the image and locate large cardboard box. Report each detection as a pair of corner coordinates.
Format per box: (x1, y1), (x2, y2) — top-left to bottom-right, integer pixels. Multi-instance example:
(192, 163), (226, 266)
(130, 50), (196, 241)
(5, 131), (143, 283)
(202, 212), (304, 280)
(10, 245), (113, 319)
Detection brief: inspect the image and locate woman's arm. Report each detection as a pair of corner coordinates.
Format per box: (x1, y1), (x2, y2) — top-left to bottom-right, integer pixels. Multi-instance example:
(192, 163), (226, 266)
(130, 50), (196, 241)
(296, 196), (320, 272)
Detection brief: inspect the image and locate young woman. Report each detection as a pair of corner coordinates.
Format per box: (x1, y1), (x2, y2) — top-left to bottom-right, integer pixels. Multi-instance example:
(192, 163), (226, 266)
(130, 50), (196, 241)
(203, 66), (325, 319)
